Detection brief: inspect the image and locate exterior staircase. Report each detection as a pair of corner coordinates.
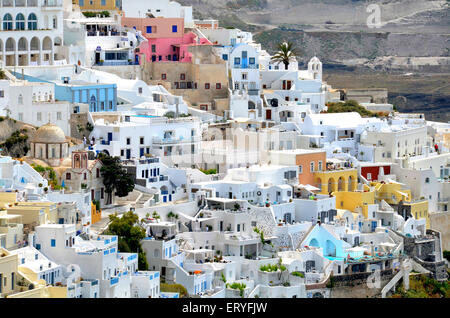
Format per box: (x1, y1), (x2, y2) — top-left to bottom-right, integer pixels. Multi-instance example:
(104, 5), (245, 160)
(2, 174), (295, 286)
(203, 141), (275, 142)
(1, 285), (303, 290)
(135, 192), (154, 208)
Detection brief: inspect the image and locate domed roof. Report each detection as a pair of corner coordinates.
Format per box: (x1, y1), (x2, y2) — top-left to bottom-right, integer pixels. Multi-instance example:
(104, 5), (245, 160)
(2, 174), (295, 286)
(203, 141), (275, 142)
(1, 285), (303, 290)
(32, 123), (66, 143)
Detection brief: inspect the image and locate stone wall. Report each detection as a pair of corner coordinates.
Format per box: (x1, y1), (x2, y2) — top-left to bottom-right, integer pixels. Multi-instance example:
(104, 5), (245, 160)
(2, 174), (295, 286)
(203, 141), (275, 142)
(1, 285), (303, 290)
(70, 113), (90, 140)
(429, 212), (450, 251)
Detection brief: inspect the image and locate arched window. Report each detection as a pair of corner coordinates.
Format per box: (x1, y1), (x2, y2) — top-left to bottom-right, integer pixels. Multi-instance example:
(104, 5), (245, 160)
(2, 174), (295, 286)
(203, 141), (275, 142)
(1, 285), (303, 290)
(28, 13), (37, 30)
(3, 14), (13, 30)
(15, 13), (25, 30)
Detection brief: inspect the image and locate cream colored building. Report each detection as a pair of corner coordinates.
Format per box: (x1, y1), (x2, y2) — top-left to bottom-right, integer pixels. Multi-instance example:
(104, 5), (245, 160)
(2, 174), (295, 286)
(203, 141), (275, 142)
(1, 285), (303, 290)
(141, 45), (229, 117)
(0, 248), (19, 297)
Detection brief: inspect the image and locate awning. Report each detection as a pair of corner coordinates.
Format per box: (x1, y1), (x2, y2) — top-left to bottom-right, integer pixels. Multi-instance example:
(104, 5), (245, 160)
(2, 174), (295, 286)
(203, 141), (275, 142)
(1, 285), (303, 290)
(297, 184), (320, 191)
(395, 190), (409, 198)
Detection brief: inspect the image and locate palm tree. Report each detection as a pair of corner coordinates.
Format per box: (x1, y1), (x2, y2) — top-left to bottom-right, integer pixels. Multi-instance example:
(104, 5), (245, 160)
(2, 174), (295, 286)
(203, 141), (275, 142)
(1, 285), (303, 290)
(271, 42), (299, 70)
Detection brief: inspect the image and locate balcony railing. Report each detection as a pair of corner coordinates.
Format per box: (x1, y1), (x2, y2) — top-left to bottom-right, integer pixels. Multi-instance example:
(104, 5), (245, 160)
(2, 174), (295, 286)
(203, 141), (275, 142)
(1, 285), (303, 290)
(233, 64), (258, 69)
(42, 0), (62, 6)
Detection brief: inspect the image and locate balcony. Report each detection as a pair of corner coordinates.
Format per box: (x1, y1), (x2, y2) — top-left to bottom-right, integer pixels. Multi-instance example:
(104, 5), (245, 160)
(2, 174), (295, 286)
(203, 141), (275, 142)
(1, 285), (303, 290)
(233, 64), (258, 69)
(110, 276), (119, 286)
(152, 136), (199, 145)
(42, 0), (62, 7)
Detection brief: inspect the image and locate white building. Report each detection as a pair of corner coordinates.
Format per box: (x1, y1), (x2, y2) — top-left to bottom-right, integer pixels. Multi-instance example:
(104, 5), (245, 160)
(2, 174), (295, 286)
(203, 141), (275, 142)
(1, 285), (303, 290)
(121, 0), (194, 28)
(63, 12), (139, 67)
(5, 77), (73, 136)
(32, 224), (159, 298)
(0, 0), (65, 67)
(91, 113), (203, 167)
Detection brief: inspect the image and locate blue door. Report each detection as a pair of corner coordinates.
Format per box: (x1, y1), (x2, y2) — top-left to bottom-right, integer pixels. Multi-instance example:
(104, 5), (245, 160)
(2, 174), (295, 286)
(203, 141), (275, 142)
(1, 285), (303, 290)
(241, 51), (248, 68)
(169, 194), (172, 201)
(140, 148), (144, 157)
(135, 54), (139, 64)
(107, 132), (112, 142)
(163, 196), (167, 203)
(371, 221), (377, 232)
(126, 149), (131, 159)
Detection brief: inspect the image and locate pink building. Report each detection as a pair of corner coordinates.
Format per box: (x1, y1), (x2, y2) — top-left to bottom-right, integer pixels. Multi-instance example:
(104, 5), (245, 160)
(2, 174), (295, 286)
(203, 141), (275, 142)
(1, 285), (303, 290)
(121, 16), (212, 64)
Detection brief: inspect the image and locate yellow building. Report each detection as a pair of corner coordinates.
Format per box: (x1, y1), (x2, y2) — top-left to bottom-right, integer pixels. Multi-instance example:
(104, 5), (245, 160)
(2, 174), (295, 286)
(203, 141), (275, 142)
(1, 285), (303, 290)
(91, 201), (102, 225)
(314, 168), (358, 194)
(334, 190), (376, 216)
(0, 192), (19, 209)
(16, 202), (58, 224)
(0, 248), (19, 297)
(373, 181), (430, 228)
(73, 0), (122, 12)
(373, 182), (411, 205)
(6, 206), (46, 227)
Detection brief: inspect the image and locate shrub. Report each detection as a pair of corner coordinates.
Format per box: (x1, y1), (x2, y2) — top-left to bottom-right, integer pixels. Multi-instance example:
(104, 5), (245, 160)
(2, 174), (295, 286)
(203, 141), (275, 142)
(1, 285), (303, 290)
(291, 271), (304, 278)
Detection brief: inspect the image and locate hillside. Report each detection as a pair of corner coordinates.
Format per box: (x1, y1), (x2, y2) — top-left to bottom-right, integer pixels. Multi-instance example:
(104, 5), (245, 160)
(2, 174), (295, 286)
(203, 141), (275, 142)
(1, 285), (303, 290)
(181, 0), (449, 63)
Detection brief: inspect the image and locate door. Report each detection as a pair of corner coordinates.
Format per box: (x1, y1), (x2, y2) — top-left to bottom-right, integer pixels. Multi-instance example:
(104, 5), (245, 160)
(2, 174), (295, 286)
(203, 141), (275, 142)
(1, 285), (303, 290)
(229, 192), (232, 199)
(135, 54), (139, 64)
(163, 196), (167, 203)
(287, 81), (292, 90)
(95, 52), (100, 64)
(140, 148), (144, 157)
(126, 149), (131, 159)
(107, 132), (112, 142)
(266, 109), (272, 120)
(169, 194), (172, 201)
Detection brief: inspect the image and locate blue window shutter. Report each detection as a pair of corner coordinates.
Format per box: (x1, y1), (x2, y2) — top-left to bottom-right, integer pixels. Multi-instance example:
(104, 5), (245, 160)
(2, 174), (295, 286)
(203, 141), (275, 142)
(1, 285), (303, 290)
(172, 25), (177, 32)
(51, 239), (56, 247)
(146, 26), (152, 33)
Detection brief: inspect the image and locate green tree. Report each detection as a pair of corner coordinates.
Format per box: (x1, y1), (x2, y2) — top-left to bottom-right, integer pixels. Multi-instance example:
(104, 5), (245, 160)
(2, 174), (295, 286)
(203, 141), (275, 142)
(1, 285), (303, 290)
(103, 211), (148, 270)
(270, 42), (299, 70)
(98, 153), (135, 204)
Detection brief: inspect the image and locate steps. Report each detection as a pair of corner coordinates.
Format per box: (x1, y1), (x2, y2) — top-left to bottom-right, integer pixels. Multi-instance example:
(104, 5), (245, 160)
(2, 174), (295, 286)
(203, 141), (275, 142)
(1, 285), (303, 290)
(135, 192), (154, 208)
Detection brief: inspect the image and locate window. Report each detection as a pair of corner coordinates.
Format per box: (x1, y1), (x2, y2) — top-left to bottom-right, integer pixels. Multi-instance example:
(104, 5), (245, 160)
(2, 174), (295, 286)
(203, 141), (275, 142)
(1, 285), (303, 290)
(53, 17), (57, 29)
(126, 138), (131, 145)
(242, 73), (247, 80)
(222, 54), (228, 61)
(18, 94), (23, 105)
(310, 162), (314, 172)
(425, 177), (430, 183)
(37, 112), (42, 121)
(234, 57), (241, 65)
(151, 45), (156, 53)
(180, 73), (185, 80)
(249, 57), (255, 64)
(146, 26), (152, 33)
(138, 87), (143, 94)
(216, 83), (221, 89)
(172, 25), (178, 32)
(161, 74), (166, 80)
(242, 51), (247, 58)
(51, 239), (56, 247)
(140, 137), (144, 145)
(96, 168), (100, 178)
(18, 113), (23, 121)
(318, 161), (323, 171)
(121, 149), (124, 156)
(204, 83), (210, 89)
(57, 112), (62, 120)
(0, 90), (4, 98)
(66, 173), (71, 180)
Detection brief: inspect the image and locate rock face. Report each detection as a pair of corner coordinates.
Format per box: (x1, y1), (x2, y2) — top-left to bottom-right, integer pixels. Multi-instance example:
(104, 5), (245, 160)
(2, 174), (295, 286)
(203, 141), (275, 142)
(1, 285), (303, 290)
(180, 0), (449, 63)
(0, 117), (37, 158)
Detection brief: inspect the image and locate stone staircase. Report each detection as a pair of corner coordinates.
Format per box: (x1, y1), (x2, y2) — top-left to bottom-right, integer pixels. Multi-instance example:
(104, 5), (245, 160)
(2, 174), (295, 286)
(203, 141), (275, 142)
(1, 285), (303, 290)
(135, 192), (154, 209)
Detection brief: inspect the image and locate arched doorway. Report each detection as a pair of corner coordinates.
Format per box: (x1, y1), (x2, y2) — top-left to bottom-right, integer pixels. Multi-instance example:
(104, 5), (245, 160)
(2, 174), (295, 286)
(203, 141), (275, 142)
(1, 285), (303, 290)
(327, 178), (335, 193)
(309, 238), (319, 247)
(348, 175), (354, 191)
(338, 176), (345, 191)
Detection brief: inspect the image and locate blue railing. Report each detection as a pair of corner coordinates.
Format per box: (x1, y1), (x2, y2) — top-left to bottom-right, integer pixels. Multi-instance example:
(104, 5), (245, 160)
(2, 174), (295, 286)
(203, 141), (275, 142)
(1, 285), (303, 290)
(110, 277), (119, 286)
